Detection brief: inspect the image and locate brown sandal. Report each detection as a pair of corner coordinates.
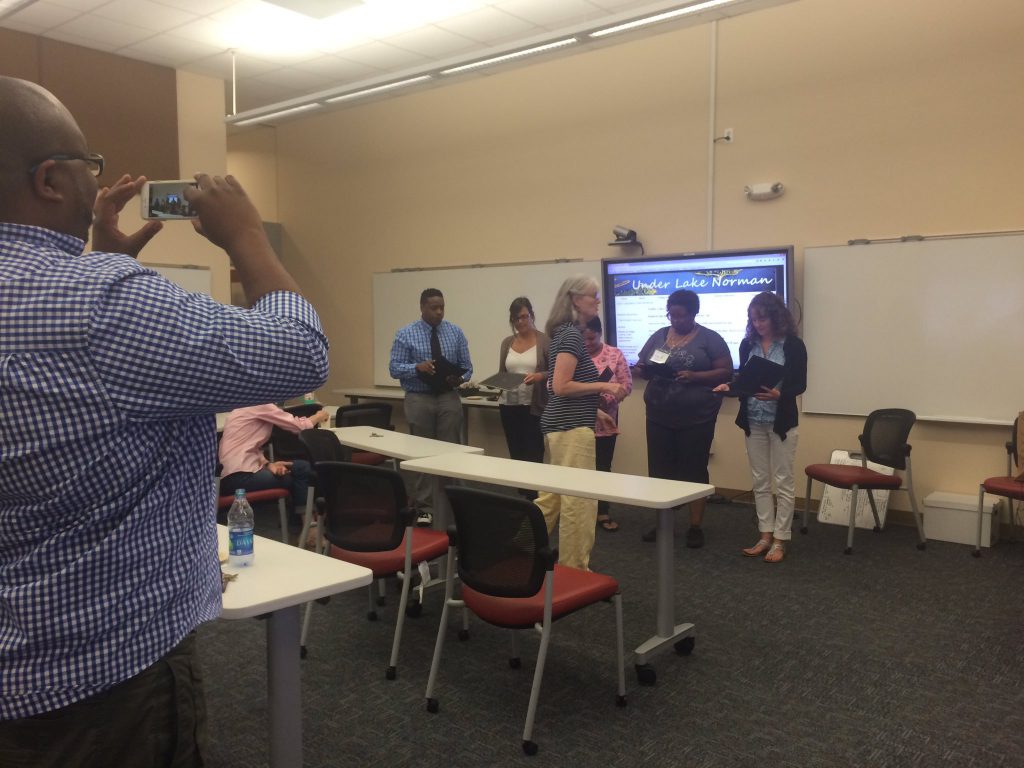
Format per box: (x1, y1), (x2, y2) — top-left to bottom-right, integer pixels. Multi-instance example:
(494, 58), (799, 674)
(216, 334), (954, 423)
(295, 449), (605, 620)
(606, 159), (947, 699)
(598, 514), (620, 532)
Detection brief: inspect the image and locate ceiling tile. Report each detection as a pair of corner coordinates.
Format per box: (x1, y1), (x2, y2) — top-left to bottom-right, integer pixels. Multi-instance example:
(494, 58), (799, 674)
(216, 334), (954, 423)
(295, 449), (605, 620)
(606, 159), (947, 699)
(92, 0), (197, 32)
(43, 27), (119, 50)
(46, 0), (115, 11)
(149, 0), (236, 13)
(120, 32), (224, 64)
(167, 16), (231, 47)
(384, 25), (476, 59)
(493, 0), (605, 28)
(3, 1), (82, 30)
(251, 66), (332, 91)
(47, 14), (153, 48)
(335, 40), (429, 69)
(199, 49), (281, 77)
(289, 53), (381, 81)
(436, 6), (536, 44)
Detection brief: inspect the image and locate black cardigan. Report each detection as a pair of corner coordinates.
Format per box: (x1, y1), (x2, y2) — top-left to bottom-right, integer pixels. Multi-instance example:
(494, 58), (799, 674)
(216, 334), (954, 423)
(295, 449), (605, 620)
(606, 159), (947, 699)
(734, 335), (807, 440)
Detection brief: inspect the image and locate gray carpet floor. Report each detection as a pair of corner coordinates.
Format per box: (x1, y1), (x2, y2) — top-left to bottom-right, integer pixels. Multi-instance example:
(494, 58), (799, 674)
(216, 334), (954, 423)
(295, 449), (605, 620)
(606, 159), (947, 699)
(199, 498), (1024, 767)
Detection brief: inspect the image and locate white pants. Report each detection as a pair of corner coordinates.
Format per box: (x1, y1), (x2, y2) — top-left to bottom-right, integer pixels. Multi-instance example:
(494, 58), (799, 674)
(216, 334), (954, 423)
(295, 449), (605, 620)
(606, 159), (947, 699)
(745, 422), (798, 541)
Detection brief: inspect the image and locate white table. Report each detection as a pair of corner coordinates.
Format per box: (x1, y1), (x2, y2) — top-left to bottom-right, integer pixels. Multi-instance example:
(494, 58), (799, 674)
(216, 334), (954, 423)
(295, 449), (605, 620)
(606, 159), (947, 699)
(330, 425), (484, 461)
(331, 426), (484, 530)
(218, 525), (372, 767)
(336, 386), (499, 443)
(399, 453), (714, 683)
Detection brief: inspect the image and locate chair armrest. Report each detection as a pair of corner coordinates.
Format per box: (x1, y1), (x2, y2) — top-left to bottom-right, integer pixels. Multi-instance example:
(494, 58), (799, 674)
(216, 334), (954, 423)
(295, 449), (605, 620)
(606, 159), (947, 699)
(446, 525), (459, 547)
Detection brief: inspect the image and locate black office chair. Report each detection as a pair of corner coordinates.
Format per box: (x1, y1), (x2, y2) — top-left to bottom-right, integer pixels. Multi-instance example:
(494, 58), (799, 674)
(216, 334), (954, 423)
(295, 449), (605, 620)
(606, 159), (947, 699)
(334, 402), (393, 429)
(334, 403), (395, 466)
(424, 486), (626, 756)
(803, 408), (926, 554)
(302, 461), (448, 678)
(267, 404), (323, 463)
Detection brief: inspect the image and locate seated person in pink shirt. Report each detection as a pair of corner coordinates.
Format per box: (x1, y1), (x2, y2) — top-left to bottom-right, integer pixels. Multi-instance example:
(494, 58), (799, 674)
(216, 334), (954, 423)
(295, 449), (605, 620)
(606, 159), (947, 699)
(583, 316), (633, 532)
(218, 403), (329, 521)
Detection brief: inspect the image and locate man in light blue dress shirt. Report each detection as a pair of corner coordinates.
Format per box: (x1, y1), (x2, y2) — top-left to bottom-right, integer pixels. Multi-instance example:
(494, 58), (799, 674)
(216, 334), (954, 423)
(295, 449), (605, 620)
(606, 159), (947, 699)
(389, 288), (472, 525)
(0, 76), (329, 766)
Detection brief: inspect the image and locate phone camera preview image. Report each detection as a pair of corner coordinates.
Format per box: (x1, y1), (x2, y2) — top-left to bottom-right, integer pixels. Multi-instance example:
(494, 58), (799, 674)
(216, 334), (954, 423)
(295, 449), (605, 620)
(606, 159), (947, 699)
(143, 180), (198, 219)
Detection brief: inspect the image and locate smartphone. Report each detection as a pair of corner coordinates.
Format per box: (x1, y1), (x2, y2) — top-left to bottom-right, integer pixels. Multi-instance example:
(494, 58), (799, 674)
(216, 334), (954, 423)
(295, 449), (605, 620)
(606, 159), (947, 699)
(140, 180), (198, 220)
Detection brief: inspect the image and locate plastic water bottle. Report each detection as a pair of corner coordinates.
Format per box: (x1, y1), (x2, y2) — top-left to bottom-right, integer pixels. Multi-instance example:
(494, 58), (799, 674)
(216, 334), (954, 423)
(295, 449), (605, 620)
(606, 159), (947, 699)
(227, 489), (255, 567)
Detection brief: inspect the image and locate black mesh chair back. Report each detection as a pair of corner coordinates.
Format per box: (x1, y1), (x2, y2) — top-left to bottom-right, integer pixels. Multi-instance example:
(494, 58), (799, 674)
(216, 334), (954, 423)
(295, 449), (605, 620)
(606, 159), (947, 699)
(268, 404), (324, 461)
(298, 428), (347, 464)
(859, 408), (916, 470)
(334, 403), (393, 429)
(315, 461), (408, 552)
(445, 486), (549, 599)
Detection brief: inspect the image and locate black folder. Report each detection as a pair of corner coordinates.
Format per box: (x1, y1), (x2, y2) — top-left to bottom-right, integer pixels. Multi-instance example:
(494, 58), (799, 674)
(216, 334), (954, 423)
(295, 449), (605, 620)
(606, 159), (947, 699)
(728, 355), (785, 398)
(417, 356), (468, 393)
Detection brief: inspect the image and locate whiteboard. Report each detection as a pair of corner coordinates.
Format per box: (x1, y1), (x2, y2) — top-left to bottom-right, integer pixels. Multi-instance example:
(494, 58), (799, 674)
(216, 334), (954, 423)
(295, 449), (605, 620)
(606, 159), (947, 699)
(146, 263), (212, 296)
(373, 261), (601, 386)
(802, 234), (1024, 424)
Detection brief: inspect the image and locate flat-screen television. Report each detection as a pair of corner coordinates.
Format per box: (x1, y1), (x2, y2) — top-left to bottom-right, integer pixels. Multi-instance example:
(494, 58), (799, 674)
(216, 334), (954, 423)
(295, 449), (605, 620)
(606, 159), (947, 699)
(602, 246), (794, 368)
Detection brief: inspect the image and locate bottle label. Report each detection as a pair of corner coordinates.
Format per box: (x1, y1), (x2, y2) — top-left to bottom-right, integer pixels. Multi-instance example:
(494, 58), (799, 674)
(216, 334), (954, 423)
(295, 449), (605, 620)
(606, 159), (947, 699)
(229, 528), (254, 556)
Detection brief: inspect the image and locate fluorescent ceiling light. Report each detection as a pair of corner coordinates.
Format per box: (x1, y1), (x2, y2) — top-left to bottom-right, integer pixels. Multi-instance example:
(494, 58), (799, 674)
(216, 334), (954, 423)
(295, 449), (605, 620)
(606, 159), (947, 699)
(233, 102), (322, 126)
(440, 38), (578, 76)
(589, 0), (741, 38)
(325, 75), (433, 103)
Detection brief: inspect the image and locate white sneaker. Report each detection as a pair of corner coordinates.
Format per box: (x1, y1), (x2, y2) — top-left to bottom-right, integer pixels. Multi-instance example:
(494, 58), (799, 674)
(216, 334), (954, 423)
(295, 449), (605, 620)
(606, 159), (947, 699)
(415, 510), (433, 527)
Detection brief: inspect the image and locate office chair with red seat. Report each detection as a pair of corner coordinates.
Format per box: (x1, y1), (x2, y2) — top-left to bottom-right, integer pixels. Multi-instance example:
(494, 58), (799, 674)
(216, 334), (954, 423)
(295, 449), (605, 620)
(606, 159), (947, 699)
(333, 403), (394, 466)
(424, 486), (626, 756)
(803, 408), (927, 554)
(974, 417), (1022, 557)
(303, 460), (448, 679)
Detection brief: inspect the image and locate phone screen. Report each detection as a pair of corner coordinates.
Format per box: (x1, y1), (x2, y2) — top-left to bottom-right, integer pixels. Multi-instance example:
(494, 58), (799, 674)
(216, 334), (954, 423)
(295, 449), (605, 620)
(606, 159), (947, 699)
(144, 180), (198, 219)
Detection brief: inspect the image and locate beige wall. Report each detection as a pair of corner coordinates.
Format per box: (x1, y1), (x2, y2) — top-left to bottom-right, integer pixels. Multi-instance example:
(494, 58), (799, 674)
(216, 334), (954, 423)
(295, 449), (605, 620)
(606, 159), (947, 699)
(227, 0), (1024, 510)
(136, 70), (232, 305)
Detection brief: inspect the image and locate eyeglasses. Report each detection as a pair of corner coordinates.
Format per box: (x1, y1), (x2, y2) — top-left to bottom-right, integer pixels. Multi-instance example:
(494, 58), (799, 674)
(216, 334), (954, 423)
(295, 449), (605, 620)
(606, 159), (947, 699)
(28, 153), (104, 177)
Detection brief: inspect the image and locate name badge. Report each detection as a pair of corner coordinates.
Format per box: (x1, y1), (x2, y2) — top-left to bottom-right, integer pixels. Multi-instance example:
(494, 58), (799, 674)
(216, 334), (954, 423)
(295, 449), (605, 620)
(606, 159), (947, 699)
(649, 348), (669, 364)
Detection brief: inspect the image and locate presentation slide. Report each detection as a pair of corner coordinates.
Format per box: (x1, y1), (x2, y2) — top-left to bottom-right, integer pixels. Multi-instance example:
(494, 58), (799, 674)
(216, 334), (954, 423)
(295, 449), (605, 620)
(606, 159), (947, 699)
(604, 249), (791, 367)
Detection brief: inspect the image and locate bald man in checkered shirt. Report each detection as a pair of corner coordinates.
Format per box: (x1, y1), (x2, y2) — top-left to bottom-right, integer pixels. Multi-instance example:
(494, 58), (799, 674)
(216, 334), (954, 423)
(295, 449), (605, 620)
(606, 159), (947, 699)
(0, 76), (329, 767)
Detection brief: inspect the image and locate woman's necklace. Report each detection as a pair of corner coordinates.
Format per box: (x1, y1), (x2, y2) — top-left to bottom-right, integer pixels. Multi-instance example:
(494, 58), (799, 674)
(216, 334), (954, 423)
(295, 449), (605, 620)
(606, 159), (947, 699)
(666, 326), (697, 349)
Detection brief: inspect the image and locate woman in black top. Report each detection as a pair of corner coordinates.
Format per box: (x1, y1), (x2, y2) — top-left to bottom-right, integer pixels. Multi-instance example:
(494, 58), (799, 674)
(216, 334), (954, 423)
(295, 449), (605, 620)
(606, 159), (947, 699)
(634, 289), (732, 548)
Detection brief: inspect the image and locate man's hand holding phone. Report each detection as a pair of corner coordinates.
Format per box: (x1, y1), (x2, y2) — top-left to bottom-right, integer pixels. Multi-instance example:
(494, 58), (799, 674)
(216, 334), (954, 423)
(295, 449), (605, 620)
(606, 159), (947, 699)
(92, 174), (163, 258)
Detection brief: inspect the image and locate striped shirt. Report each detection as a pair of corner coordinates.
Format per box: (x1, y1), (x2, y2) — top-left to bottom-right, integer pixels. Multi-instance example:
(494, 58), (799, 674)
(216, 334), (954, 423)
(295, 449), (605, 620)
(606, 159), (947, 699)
(0, 223), (329, 720)
(540, 322), (599, 434)
(389, 318), (472, 394)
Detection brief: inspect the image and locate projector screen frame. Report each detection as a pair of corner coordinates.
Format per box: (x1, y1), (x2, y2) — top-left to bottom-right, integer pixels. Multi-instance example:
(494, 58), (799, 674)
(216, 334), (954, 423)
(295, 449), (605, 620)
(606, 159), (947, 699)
(601, 245), (794, 369)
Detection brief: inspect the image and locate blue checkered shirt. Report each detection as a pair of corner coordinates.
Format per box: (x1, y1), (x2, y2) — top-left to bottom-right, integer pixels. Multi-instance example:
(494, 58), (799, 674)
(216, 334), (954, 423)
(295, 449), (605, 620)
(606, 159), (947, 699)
(389, 318), (472, 393)
(0, 223), (329, 720)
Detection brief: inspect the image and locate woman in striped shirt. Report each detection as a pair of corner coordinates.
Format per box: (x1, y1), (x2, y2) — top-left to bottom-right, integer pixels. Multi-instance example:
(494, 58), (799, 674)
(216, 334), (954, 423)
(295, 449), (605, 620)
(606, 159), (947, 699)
(535, 275), (625, 570)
